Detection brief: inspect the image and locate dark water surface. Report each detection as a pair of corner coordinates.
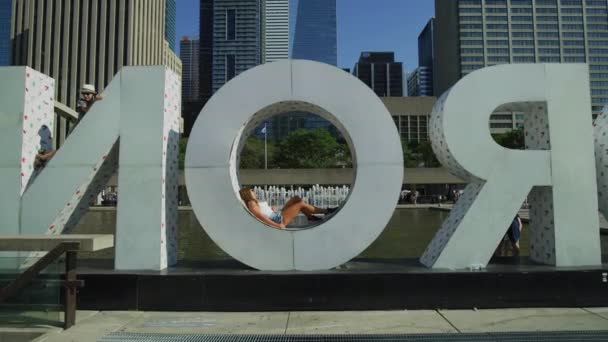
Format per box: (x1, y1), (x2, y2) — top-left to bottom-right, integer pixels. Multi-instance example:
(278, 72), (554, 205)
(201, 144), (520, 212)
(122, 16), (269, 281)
(73, 208), (540, 261)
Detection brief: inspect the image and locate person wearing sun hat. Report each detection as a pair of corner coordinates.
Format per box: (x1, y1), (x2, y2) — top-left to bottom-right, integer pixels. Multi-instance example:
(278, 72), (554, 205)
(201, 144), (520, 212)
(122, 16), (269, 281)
(75, 84), (103, 127)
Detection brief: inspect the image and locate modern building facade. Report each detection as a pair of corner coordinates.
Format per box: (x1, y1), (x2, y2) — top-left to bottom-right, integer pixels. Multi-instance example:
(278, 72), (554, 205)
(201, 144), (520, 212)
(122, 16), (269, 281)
(384, 97), (436, 143)
(212, 0), (263, 93)
(165, 0), (177, 51)
(385, 96), (525, 143)
(353, 52), (404, 97)
(417, 18), (435, 96)
(181, 37), (200, 102)
(199, 0), (214, 104)
(435, 0), (608, 114)
(263, 0), (289, 62)
(408, 66), (434, 96)
(407, 70), (421, 96)
(292, 0), (337, 65)
(0, 0), (10, 66)
(181, 36), (201, 137)
(11, 0), (181, 143)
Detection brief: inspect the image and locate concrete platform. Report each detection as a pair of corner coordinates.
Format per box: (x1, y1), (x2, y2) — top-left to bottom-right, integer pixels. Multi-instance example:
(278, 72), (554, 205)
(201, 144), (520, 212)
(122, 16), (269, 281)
(19, 308), (608, 342)
(0, 234), (114, 252)
(71, 257), (608, 311)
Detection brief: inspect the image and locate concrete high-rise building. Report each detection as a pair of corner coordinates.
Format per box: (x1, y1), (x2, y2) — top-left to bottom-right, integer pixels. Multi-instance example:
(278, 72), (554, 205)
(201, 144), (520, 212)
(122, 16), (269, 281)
(292, 0), (337, 65)
(165, 0), (177, 52)
(408, 66), (434, 97)
(199, 0), (213, 104)
(181, 36), (201, 137)
(181, 37), (200, 102)
(353, 52), (404, 97)
(407, 70), (420, 97)
(417, 18), (435, 96)
(11, 0), (182, 142)
(212, 0), (263, 93)
(0, 0), (10, 66)
(435, 0), (608, 114)
(263, 0), (289, 62)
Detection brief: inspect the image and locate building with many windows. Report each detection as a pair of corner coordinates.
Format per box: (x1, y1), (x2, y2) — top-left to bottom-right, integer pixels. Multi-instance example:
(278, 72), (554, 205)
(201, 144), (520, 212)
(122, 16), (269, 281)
(353, 52), (404, 97)
(263, 0), (337, 140)
(181, 35), (202, 137)
(212, 0), (263, 93)
(166, 0), (177, 51)
(292, 0), (337, 65)
(11, 0), (181, 143)
(386, 96), (526, 143)
(181, 37), (200, 102)
(199, 0), (213, 104)
(418, 18), (436, 96)
(435, 0), (608, 114)
(0, 0), (10, 66)
(264, 0), (289, 62)
(407, 66), (434, 96)
(384, 97), (435, 143)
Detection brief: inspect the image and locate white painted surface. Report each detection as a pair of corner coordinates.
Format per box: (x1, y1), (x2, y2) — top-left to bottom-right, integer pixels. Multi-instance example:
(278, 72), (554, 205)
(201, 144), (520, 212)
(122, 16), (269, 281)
(421, 64), (600, 269)
(115, 67), (181, 270)
(186, 60), (403, 271)
(0, 66), (180, 271)
(594, 106), (608, 220)
(0, 68), (55, 236)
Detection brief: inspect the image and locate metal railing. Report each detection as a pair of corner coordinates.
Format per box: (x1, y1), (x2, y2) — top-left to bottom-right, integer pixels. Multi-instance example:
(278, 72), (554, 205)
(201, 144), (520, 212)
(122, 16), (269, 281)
(54, 101), (79, 122)
(0, 242), (82, 329)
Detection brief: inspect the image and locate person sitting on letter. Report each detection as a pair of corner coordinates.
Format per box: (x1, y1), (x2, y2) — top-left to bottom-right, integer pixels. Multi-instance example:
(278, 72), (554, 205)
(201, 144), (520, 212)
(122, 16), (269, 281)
(239, 187), (337, 229)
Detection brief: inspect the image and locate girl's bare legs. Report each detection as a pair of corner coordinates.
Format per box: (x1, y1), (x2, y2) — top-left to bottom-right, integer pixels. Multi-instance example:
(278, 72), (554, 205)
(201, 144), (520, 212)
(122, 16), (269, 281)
(281, 196), (328, 226)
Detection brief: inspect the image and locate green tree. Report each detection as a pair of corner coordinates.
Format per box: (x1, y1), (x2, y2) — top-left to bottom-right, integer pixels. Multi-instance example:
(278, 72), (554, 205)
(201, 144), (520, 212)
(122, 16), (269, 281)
(416, 140), (441, 167)
(239, 137), (277, 169)
(336, 143), (353, 168)
(179, 137), (188, 169)
(401, 140), (417, 168)
(276, 129), (341, 169)
(493, 128), (525, 150)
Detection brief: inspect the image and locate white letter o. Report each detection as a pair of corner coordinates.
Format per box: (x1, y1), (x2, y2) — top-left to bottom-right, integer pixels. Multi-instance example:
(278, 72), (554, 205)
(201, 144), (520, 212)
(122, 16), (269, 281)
(185, 60), (403, 271)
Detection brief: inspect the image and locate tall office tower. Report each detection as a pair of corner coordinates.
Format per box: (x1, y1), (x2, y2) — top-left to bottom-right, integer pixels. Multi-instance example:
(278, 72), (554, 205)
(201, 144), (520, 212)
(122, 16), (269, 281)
(166, 0), (177, 51)
(263, 0), (289, 62)
(181, 36), (201, 136)
(292, 0), (337, 65)
(199, 0), (213, 104)
(181, 37), (200, 102)
(212, 0), (263, 93)
(435, 0), (608, 114)
(11, 0), (182, 142)
(0, 0), (10, 66)
(353, 52), (404, 97)
(418, 18), (435, 96)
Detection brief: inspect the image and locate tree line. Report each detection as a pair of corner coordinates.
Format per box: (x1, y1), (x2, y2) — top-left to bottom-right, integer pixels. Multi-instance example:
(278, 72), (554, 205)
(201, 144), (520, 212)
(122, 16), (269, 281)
(178, 127), (525, 170)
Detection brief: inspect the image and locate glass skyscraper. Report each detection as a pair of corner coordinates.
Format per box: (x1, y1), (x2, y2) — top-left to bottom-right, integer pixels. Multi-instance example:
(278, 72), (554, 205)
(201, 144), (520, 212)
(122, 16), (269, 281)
(292, 0), (337, 65)
(417, 18), (435, 96)
(165, 0), (177, 51)
(264, 0), (338, 141)
(0, 0), (11, 66)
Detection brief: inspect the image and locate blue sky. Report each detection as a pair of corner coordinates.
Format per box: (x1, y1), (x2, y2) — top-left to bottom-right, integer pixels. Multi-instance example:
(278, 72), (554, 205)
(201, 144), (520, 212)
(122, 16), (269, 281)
(175, 0), (434, 72)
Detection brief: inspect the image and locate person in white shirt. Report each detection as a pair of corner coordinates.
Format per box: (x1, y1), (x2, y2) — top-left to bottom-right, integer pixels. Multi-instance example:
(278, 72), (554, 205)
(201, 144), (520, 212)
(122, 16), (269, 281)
(239, 187), (336, 229)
